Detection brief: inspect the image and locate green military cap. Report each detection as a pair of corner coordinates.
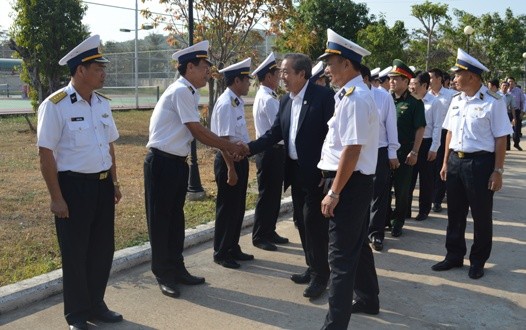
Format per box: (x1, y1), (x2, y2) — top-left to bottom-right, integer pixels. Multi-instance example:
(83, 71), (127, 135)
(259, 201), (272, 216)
(388, 59), (415, 80)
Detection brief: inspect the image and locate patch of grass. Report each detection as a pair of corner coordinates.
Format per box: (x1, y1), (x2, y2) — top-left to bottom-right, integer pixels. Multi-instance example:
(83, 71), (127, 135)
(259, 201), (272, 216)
(0, 109), (260, 286)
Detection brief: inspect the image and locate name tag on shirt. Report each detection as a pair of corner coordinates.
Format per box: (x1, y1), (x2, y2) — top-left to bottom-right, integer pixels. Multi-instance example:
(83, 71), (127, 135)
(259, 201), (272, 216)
(71, 117), (84, 122)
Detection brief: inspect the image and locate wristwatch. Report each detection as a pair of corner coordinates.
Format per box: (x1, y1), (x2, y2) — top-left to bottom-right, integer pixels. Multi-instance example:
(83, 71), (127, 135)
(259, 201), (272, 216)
(494, 168), (504, 175)
(328, 189), (340, 199)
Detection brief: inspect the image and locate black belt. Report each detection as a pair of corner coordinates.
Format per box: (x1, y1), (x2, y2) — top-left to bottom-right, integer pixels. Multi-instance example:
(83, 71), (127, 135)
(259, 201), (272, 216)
(272, 144), (285, 149)
(451, 150), (492, 159)
(321, 170), (336, 178)
(61, 170), (110, 180)
(151, 148), (187, 162)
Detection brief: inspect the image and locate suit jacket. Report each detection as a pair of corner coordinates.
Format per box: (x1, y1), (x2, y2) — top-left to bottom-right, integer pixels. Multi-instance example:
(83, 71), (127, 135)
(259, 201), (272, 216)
(249, 82), (335, 190)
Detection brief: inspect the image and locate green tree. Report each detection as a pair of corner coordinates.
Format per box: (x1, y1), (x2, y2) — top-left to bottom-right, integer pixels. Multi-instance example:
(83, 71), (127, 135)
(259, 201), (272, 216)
(439, 8), (526, 82)
(143, 0), (293, 123)
(356, 18), (408, 69)
(411, 0), (449, 70)
(276, 0), (371, 60)
(8, 0), (88, 108)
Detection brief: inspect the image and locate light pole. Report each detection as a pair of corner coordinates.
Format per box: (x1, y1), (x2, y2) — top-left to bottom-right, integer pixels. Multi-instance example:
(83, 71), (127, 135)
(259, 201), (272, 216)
(522, 52), (526, 90)
(119, 0), (153, 109)
(464, 25), (475, 53)
(186, 0), (206, 200)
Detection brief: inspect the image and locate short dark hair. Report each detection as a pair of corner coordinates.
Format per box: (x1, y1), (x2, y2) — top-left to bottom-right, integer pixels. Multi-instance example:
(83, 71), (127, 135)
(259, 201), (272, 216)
(360, 64), (371, 80)
(178, 58), (202, 76)
(71, 61), (93, 76)
(489, 78), (499, 88)
(443, 72), (451, 82)
(225, 74), (248, 87)
(508, 76), (516, 82)
(258, 67), (279, 83)
(415, 71), (430, 89)
(428, 68), (444, 83)
(283, 53), (312, 79)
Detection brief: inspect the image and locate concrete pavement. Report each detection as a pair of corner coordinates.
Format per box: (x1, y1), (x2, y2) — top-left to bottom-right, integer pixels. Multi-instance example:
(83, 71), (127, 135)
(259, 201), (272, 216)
(1, 151), (526, 329)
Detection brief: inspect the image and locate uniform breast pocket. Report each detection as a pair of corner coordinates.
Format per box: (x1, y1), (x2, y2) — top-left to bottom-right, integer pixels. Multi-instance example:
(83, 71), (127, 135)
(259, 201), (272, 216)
(469, 108), (489, 119)
(99, 117), (113, 141)
(67, 121), (91, 147)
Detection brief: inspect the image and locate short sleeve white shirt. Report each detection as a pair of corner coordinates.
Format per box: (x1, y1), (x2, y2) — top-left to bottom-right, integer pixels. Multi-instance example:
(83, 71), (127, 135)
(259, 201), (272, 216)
(318, 76), (379, 174)
(253, 85), (281, 144)
(211, 87), (250, 143)
(443, 85), (513, 153)
(37, 82), (119, 173)
(146, 76), (201, 156)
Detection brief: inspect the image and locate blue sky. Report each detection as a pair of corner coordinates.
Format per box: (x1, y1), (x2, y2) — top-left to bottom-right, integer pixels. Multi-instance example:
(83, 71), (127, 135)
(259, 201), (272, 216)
(1, 0), (525, 43)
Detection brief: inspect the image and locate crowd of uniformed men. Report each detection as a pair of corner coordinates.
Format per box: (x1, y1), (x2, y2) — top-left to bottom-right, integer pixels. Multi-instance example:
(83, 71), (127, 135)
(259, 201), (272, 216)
(36, 27), (520, 329)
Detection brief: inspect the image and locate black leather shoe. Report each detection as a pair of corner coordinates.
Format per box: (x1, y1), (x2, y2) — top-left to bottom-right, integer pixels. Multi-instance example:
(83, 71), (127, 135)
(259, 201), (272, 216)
(303, 280), (326, 298)
(175, 268), (205, 285)
(432, 204), (442, 212)
(290, 269), (311, 284)
(468, 265), (484, 279)
(91, 309), (123, 323)
(351, 299), (379, 315)
(371, 237), (384, 251)
(214, 256), (241, 269)
(391, 225), (402, 237)
(415, 213), (428, 221)
(431, 259), (463, 271)
(514, 143), (523, 151)
(230, 250), (254, 261)
(69, 322), (88, 330)
(253, 239), (277, 251)
(269, 232), (289, 244)
(159, 282), (181, 298)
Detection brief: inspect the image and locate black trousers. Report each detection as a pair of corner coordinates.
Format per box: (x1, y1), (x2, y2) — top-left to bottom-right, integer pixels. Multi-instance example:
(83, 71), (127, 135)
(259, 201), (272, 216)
(391, 143), (414, 227)
(144, 150), (188, 283)
(409, 138), (435, 216)
(56, 171), (115, 325)
(213, 153), (249, 258)
(368, 147), (391, 240)
(433, 129), (448, 206)
(512, 110), (521, 145)
(252, 145), (285, 242)
(445, 152), (495, 266)
(289, 159), (329, 282)
(323, 172), (377, 329)
(513, 109), (522, 144)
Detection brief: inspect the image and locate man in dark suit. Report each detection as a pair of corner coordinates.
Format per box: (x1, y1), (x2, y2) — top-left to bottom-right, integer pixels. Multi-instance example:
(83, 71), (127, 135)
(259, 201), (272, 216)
(246, 53), (335, 299)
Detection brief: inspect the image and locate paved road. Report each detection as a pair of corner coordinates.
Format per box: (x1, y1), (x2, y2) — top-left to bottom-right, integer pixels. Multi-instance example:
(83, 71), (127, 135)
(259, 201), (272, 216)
(1, 151), (526, 329)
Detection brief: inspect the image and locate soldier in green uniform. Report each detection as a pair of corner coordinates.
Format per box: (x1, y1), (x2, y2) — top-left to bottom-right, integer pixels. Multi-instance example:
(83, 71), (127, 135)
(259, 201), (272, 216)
(388, 59), (426, 237)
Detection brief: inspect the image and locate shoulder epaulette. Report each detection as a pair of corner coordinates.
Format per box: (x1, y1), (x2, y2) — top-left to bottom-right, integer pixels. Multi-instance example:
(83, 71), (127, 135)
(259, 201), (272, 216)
(95, 91), (112, 100)
(187, 85), (195, 94)
(345, 86), (355, 97)
(486, 90), (501, 100)
(231, 97), (240, 107)
(453, 92), (461, 97)
(49, 90), (68, 104)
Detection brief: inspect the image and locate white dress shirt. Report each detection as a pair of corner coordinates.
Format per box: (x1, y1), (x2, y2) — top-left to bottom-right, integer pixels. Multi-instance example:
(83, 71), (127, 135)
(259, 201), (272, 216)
(443, 85), (513, 153)
(211, 87), (250, 143)
(318, 75), (379, 174)
(146, 76), (201, 157)
(288, 81), (309, 160)
(422, 91), (443, 152)
(253, 85), (282, 144)
(429, 86), (455, 128)
(372, 87), (400, 159)
(37, 82), (119, 173)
